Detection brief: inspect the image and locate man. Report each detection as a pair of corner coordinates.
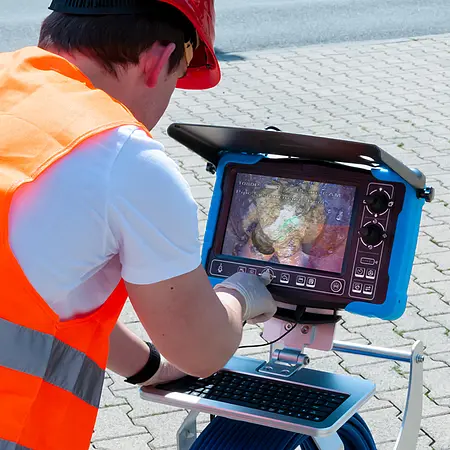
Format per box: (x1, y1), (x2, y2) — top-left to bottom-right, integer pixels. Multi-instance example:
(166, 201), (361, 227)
(0, 1), (277, 448)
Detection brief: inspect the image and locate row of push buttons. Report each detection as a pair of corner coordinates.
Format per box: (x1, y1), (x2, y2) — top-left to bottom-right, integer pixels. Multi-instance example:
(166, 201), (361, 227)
(295, 275), (316, 288)
(222, 262), (345, 295)
(354, 267), (376, 280)
(239, 265), (325, 290)
(238, 266), (319, 288)
(352, 282), (374, 296)
(238, 266), (258, 275)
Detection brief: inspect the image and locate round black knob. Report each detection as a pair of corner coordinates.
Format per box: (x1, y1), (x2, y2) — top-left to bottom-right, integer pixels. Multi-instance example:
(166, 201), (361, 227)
(365, 190), (390, 215)
(359, 223), (385, 247)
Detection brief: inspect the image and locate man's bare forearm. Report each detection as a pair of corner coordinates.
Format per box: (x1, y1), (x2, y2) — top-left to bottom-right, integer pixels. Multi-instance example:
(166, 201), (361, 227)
(107, 321), (150, 378)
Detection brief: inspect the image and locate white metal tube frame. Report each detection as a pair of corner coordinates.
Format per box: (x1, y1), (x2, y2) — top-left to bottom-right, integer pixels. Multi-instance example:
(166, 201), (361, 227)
(176, 340), (424, 450)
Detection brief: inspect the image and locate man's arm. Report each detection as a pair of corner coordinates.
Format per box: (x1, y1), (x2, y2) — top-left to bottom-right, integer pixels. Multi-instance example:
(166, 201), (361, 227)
(107, 276), (245, 380)
(125, 266), (246, 378)
(107, 130), (275, 380)
(107, 321), (150, 378)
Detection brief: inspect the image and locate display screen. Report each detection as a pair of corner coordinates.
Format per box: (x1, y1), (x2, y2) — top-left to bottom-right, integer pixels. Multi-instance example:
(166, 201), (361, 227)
(222, 173), (357, 274)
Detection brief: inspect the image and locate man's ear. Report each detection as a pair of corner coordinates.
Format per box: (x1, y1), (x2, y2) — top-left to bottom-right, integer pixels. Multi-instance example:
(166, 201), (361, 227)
(140, 42), (177, 88)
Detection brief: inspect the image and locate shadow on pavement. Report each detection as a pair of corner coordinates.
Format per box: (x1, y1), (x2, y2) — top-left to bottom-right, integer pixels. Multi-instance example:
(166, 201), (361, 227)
(214, 47), (246, 62)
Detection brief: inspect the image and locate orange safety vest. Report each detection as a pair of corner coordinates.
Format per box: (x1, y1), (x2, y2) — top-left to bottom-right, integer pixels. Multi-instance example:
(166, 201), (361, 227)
(0, 47), (147, 449)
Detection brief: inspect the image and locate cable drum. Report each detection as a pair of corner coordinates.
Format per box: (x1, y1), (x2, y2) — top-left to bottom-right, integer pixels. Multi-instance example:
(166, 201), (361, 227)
(190, 413), (377, 450)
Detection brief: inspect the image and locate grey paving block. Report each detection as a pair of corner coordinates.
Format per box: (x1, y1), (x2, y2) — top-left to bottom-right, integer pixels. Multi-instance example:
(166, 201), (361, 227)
(307, 354), (350, 376)
(347, 361), (409, 392)
(403, 327), (450, 355)
(423, 225), (450, 245)
(420, 213), (446, 228)
(423, 367), (450, 399)
(100, 377), (129, 408)
(358, 395), (392, 413)
(179, 155), (208, 169)
(424, 201), (450, 219)
(408, 279), (433, 297)
(382, 342), (447, 372)
(359, 407), (402, 445)
(429, 352), (450, 373)
(408, 293), (450, 317)
(430, 280), (450, 304)
(334, 323), (366, 341)
(93, 434), (152, 450)
(118, 300), (139, 324)
(392, 306), (441, 333)
(92, 405), (148, 442)
(415, 235), (450, 256)
(379, 387), (449, 419)
(125, 322), (150, 341)
(135, 411), (189, 449)
(235, 327), (270, 357)
(422, 414), (450, 450)
(358, 322), (414, 348)
(426, 313), (450, 331)
(376, 435), (433, 450)
(107, 369), (136, 392)
(116, 388), (184, 419)
(412, 262), (450, 285)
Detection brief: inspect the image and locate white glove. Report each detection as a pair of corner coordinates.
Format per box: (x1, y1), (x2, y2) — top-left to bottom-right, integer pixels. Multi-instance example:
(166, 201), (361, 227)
(140, 355), (186, 387)
(214, 272), (277, 324)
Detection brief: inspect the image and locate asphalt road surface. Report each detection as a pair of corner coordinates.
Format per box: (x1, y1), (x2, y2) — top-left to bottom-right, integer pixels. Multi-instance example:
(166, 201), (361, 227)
(1, 0), (450, 54)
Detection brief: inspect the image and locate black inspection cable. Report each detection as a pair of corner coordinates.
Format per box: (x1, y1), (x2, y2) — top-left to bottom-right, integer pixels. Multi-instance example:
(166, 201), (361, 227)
(238, 323), (298, 349)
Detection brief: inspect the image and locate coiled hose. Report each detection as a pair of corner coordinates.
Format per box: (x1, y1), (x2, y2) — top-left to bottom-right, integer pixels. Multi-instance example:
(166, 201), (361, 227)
(190, 413), (377, 450)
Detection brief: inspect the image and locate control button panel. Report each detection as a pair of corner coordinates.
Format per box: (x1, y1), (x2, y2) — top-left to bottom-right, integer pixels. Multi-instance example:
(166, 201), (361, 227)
(280, 273), (290, 284)
(359, 222), (386, 248)
(363, 284), (374, 295)
(360, 257), (375, 266)
(209, 260), (345, 297)
(366, 268), (376, 280)
(352, 282), (363, 294)
(363, 186), (394, 218)
(331, 280), (343, 293)
(349, 182), (394, 301)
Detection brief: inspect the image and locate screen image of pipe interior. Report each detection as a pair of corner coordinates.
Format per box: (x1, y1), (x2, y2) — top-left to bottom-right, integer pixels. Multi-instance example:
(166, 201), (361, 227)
(222, 173), (357, 274)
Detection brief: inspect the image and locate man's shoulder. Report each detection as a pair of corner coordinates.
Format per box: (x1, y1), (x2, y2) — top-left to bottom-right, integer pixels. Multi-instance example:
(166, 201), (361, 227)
(107, 126), (190, 196)
(83, 124), (163, 156)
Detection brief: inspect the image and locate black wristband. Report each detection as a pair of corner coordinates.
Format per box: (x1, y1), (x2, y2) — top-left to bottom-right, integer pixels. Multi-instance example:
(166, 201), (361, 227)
(124, 342), (161, 385)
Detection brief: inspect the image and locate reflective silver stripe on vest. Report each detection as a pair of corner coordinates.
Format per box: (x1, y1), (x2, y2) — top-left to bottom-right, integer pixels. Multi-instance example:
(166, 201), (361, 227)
(0, 439), (31, 450)
(0, 318), (104, 408)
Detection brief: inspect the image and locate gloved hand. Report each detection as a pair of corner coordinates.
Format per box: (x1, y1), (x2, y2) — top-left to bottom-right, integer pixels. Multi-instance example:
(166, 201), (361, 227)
(140, 354), (186, 387)
(214, 271), (277, 324)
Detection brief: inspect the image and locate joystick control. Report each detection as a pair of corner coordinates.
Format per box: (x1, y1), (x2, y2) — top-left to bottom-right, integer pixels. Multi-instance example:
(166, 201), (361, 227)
(359, 223), (385, 247)
(364, 190), (391, 215)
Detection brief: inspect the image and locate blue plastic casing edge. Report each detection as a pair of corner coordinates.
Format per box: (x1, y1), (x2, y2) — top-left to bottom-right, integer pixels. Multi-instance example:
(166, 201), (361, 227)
(201, 154), (425, 321)
(345, 167), (425, 320)
(201, 153), (264, 288)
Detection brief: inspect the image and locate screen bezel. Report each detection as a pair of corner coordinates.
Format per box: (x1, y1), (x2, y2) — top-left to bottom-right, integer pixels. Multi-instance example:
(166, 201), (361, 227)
(211, 160), (364, 278)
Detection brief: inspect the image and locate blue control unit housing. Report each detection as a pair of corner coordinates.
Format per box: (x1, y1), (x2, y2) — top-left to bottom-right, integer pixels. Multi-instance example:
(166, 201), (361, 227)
(201, 153), (425, 321)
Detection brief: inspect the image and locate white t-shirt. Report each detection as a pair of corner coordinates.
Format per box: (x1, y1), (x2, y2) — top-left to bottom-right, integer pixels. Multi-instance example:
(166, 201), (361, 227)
(8, 125), (201, 321)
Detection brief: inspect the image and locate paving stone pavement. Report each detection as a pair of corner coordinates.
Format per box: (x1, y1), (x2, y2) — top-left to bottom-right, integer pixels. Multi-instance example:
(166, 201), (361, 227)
(92, 34), (450, 449)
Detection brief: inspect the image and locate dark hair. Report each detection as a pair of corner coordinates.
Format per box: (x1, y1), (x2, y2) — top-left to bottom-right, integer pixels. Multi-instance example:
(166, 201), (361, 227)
(38, 4), (196, 75)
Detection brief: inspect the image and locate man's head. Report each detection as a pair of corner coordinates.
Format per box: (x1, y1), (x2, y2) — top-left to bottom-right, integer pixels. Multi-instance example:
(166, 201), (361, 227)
(39, 0), (220, 130)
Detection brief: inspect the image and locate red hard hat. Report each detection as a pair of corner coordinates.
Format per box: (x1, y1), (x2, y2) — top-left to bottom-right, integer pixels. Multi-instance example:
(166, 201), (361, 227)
(48, 0), (221, 90)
